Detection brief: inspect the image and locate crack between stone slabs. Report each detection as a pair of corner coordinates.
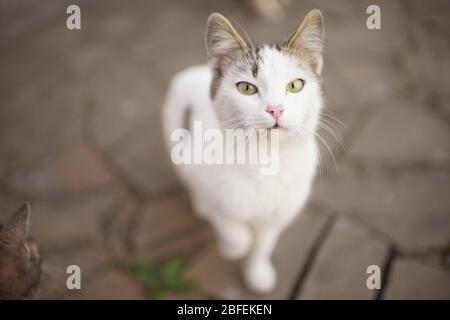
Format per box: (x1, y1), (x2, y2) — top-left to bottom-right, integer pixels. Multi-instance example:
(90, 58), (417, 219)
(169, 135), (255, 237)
(140, 183), (185, 203)
(99, 194), (141, 259)
(82, 96), (184, 206)
(0, 127), (116, 207)
(398, 243), (450, 256)
(41, 238), (94, 257)
(311, 200), (450, 270)
(289, 214), (336, 300)
(81, 98), (147, 201)
(123, 204), (144, 256)
(100, 196), (128, 242)
(374, 244), (397, 300)
(400, 0), (419, 51)
(397, 243), (450, 272)
(298, 202), (400, 300)
(309, 200), (395, 244)
(0, 125), (80, 182)
(104, 117), (159, 156)
(0, 181), (115, 207)
(84, 139), (146, 200)
(424, 93), (450, 126)
(348, 158), (450, 174)
(138, 222), (210, 257)
(149, 236), (212, 268)
(311, 205), (399, 300)
(337, 211), (450, 270)
(122, 189), (192, 255)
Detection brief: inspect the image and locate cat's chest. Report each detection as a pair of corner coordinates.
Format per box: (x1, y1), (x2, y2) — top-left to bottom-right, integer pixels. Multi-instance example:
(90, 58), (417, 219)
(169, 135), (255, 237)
(189, 139), (317, 221)
(221, 160), (312, 220)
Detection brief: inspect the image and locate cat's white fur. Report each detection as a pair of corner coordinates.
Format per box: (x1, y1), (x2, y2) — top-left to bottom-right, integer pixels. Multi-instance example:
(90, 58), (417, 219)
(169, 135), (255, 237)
(162, 10), (324, 293)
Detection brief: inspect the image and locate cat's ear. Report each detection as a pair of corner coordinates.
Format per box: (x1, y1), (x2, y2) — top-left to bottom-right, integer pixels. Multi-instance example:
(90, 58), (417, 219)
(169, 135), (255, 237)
(0, 202), (30, 244)
(205, 13), (247, 73)
(285, 9), (324, 75)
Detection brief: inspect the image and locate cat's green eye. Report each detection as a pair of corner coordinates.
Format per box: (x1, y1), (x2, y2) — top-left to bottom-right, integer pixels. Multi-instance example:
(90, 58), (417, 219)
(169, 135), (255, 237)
(237, 82), (258, 95)
(286, 79), (304, 93)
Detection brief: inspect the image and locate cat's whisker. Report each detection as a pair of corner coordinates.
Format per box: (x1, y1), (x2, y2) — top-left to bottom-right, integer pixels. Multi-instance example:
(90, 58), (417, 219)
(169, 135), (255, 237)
(291, 123), (339, 176)
(320, 111), (344, 126)
(316, 121), (346, 152)
(318, 117), (342, 136)
(313, 131), (339, 176)
(317, 121), (342, 139)
(296, 126), (324, 194)
(284, 115), (346, 155)
(220, 115), (266, 127)
(297, 112), (342, 135)
(311, 114), (347, 154)
(317, 148), (324, 195)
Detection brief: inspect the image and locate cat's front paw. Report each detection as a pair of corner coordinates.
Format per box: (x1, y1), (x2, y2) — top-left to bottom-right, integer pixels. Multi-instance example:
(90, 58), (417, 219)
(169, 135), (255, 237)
(243, 261), (277, 294)
(218, 224), (252, 260)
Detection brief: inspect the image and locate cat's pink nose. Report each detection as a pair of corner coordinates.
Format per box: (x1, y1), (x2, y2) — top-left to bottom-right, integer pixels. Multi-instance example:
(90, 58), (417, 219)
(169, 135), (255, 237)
(266, 105), (284, 121)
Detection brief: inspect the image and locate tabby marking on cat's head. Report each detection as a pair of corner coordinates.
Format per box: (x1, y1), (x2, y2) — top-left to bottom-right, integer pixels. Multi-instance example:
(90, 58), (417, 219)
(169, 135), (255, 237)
(205, 10), (324, 140)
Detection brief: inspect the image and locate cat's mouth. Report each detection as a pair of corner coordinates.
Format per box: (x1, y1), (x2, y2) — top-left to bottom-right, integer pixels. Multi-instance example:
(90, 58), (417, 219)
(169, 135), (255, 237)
(268, 123), (282, 130)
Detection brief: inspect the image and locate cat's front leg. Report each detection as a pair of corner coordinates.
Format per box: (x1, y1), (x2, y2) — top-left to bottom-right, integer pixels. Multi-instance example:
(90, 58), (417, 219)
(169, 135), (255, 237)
(209, 214), (253, 260)
(243, 223), (283, 294)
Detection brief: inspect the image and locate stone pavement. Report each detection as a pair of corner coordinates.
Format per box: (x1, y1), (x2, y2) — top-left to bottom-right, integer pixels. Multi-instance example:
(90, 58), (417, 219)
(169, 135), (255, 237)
(0, 0), (449, 299)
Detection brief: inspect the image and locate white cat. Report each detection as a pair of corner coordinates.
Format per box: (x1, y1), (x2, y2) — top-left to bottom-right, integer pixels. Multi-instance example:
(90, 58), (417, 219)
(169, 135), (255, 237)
(162, 10), (324, 293)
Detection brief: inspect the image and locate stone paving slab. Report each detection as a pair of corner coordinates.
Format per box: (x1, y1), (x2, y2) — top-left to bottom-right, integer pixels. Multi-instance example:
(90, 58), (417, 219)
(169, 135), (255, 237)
(29, 190), (121, 250)
(133, 193), (212, 262)
(316, 0), (411, 106)
(0, 79), (84, 181)
(349, 100), (450, 163)
(88, 60), (163, 149)
(312, 163), (450, 251)
(72, 270), (145, 300)
(298, 216), (390, 299)
(9, 139), (114, 199)
(384, 259), (450, 299)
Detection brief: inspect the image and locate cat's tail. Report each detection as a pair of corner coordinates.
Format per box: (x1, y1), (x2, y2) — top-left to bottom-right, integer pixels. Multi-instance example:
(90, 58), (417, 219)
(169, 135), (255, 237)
(161, 72), (191, 151)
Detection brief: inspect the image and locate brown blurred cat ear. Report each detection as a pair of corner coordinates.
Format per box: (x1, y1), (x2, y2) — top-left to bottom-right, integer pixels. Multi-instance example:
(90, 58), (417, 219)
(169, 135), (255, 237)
(285, 9), (324, 74)
(205, 13), (247, 73)
(1, 202), (30, 243)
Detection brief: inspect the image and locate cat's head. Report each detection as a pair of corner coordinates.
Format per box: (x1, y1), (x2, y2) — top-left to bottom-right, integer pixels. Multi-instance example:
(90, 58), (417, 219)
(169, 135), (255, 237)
(0, 203), (41, 299)
(206, 10), (324, 140)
